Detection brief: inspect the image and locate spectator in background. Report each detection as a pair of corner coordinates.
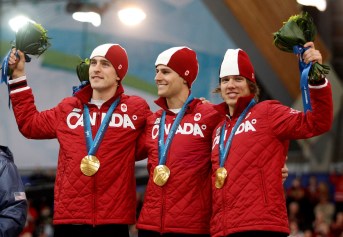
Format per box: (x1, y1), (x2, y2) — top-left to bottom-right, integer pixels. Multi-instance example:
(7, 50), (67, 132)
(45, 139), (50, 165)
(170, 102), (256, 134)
(313, 210), (331, 237)
(303, 229), (314, 237)
(20, 199), (38, 237)
(288, 201), (307, 231)
(330, 212), (343, 237)
(314, 192), (335, 226)
(306, 175), (320, 205)
(330, 169), (343, 214)
(304, 175), (320, 227)
(0, 145), (27, 236)
(287, 177), (307, 204)
(289, 220), (305, 237)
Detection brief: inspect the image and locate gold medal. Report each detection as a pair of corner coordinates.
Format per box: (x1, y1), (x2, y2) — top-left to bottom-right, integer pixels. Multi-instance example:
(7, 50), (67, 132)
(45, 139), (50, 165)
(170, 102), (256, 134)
(153, 165), (170, 186)
(215, 167), (228, 189)
(80, 155), (100, 176)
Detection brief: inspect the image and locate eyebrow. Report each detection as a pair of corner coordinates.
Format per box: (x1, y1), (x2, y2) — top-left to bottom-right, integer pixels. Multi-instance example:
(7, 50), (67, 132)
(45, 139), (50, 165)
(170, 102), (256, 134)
(91, 58), (111, 64)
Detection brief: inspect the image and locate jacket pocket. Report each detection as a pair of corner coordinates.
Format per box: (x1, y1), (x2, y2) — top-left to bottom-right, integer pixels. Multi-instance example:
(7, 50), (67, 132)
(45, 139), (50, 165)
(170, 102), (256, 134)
(259, 168), (268, 205)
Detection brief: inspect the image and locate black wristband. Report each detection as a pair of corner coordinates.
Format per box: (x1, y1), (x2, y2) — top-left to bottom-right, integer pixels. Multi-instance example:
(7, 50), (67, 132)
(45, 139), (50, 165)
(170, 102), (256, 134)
(9, 79), (28, 91)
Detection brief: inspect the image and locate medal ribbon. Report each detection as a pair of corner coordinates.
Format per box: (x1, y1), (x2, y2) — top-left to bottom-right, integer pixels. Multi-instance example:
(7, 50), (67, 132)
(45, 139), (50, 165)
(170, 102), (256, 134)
(158, 94), (194, 165)
(1, 51), (12, 108)
(219, 99), (256, 167)
(1, 50), (11, 85)
(83, 97), (120, 155)
(293, 45), (312, 112)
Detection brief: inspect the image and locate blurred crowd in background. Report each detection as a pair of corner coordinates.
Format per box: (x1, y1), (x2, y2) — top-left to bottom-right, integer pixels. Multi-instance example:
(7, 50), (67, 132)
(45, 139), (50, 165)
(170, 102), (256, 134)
(17, 170), (343, 237)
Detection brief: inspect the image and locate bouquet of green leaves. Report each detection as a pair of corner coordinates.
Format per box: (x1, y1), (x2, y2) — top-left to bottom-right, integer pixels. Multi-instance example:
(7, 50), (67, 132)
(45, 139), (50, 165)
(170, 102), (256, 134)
(12, 21), (51, 62)
(273, 12), (330, 83)
(73, 58), (90, 95)
(76, 58), (90, 82)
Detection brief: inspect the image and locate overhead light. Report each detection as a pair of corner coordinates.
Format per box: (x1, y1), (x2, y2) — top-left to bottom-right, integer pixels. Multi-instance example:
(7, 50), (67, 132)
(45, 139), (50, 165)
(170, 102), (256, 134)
(297, 0), (327, 11)
(72, 11), (101, 27)
(117, 7), (146, 26)
(9, 16), (35, 32)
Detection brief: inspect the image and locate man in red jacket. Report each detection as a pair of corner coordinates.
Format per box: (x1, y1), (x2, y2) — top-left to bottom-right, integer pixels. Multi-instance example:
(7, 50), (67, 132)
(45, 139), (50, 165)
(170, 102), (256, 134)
(210, 42), (333, 237)
(8, 44), (151, 237)
(136, 46), (221, 237)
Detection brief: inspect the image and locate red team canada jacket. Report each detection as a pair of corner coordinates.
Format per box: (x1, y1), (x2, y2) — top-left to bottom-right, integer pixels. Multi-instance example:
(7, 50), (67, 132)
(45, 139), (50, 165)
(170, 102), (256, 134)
(210, 80), (333, 237)
(137, 97), (222, 234)
(10, 79), (150, 226)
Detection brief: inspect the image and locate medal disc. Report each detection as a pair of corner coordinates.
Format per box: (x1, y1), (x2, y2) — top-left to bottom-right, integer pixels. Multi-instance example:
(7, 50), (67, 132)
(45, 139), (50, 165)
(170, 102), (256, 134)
(80, 155), (100, 176)
(215, 167), (228, 189)
(153, 165), (170, 186)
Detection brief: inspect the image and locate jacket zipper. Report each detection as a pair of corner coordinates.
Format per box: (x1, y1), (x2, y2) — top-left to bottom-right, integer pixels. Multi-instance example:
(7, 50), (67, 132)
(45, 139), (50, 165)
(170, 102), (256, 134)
(160, 187), (166, 234)
(221, 185), (226, 236)
(222, 117), (231, 236)
(93, 172), (96, 226)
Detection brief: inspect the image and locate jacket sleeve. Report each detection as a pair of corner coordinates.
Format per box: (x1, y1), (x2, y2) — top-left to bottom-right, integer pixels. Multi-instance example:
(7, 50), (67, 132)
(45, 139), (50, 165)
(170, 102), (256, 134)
(269, 79), (333, 139)
(9, 76), (61, 139)
(0, 159), (27, 237)
(135, 102), (152, 161)
(135, 130), (148, 161)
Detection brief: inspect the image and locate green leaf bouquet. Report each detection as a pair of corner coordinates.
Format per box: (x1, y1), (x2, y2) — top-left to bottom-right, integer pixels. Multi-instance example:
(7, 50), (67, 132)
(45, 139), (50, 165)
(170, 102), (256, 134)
(76, 58), (90, 82)
(12, 21), (51, 61)
(273, 12), (330, 83)
(72, 58), (90, 95)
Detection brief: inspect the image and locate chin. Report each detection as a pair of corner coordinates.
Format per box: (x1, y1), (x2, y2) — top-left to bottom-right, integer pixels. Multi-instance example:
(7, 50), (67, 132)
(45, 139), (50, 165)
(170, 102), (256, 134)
(157, 91), (166, 97)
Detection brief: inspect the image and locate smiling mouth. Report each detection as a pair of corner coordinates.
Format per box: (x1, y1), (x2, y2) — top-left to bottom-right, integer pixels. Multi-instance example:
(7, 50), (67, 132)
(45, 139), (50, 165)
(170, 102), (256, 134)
(226, 92), (238, 99)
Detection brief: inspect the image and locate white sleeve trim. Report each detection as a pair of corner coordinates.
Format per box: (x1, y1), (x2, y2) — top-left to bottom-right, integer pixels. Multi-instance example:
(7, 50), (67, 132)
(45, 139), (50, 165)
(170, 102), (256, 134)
(10, 87), (30, 94)
(8, 75), (27, 84)
(309, 78), (328, 89)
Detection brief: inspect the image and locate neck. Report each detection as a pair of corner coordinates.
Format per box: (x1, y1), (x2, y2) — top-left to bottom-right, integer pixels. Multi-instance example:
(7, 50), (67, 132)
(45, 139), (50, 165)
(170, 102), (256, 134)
(166, 89), (189, 109)
(229, 105), (235, 116)
(92, 87), (117, 101)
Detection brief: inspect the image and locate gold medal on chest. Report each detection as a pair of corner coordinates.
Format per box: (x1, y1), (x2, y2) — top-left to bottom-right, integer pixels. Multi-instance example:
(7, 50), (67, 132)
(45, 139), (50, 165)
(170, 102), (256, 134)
(215, 167), (228, 189)
(153, 165), (170, 186)
(80, 155), (100, 176)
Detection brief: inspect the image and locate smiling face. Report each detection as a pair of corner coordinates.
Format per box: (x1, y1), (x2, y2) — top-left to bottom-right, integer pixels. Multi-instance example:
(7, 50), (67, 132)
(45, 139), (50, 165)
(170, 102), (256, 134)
(155, 64), (188, 99)
(89, 56), (120, 100)
(220, 75), (251, 114)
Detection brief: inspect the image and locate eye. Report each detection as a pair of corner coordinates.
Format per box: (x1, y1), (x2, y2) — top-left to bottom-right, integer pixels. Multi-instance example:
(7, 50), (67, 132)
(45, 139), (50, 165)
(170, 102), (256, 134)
(102, 61), (111, 67)
(235, 77), (244, 82)
(221, 78), (229, 83)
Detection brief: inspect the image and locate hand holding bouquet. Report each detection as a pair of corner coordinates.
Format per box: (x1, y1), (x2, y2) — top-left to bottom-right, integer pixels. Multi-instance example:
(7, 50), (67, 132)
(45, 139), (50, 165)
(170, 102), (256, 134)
(1, 19), (51, 84)
(273, 12), (330, 84)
